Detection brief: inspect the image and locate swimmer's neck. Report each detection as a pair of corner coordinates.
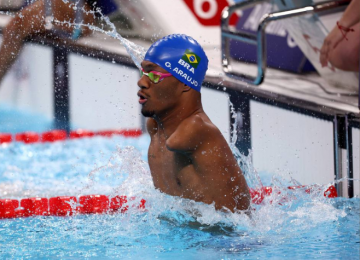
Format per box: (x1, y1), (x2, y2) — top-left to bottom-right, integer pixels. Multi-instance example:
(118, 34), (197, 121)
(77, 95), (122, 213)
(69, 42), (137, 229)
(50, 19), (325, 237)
(153, 104), (203, 135)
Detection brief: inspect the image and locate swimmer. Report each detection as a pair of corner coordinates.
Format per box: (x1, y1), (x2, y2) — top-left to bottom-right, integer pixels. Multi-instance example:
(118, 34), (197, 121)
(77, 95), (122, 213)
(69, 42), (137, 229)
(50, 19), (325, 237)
(0, 0), (118, 85)
(137, 34), (250, 213)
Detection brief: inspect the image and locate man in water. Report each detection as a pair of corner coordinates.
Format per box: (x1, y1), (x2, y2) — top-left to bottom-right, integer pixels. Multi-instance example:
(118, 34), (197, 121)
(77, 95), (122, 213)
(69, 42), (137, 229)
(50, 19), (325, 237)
(137, 34), (250, 213)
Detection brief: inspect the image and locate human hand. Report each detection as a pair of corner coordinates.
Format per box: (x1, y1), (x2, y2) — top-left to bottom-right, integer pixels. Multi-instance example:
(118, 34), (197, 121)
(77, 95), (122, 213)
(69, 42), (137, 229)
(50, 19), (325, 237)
(320, 25), (345, 67)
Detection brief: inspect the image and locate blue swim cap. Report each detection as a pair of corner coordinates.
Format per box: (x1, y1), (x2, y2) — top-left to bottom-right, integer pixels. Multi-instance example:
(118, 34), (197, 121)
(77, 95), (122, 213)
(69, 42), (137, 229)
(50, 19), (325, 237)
(144, 34), (208, 92)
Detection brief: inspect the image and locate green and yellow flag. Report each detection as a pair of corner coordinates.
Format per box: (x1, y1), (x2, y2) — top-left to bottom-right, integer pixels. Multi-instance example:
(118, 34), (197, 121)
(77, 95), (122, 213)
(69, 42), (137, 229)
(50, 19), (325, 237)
(181, 50), (201, 69)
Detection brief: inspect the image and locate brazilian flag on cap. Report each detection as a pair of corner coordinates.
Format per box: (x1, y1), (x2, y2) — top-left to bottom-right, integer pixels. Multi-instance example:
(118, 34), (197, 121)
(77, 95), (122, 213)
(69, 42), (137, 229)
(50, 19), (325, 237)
(181, 50), (201, 69)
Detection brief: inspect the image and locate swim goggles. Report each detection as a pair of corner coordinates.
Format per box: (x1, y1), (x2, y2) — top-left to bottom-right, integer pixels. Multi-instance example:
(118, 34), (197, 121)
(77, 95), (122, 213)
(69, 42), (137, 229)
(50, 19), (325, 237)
(140, 68), (172, 84)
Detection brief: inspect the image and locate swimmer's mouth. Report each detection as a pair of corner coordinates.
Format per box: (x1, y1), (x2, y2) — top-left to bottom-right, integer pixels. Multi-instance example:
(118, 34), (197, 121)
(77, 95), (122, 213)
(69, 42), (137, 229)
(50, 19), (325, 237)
(137, 92), (148, 105)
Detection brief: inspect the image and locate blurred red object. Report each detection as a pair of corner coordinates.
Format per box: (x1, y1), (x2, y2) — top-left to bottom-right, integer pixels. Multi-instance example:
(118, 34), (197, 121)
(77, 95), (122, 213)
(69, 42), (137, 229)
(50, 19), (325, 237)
(79, 195), (109, 214)
(139, 199), (146, 210)
(249, 186), (272, 205)
(96, 130), (120, 137)
(97, 129), (142, 138)
(69, 129), (95, 139)
(288, 185), (338, 198)
(118, 129), (142, 137)
(42, 130), (67, 142)
(110, 195), (128, 213)
(20, 198), (49, 217)
(0, 133), (12, 144)
(49, 196), (77, 216)
(323, 185), (338, 198)
(250, 185), (338, 205)
(0, 199), (19, 219)
(15, 132), (40, 144)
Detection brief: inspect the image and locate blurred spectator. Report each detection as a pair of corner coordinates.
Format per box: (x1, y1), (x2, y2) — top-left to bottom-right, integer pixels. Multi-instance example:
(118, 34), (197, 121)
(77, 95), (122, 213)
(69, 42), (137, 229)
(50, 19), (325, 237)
(0, 0), (117, 84)
(320, 0), (359, 72)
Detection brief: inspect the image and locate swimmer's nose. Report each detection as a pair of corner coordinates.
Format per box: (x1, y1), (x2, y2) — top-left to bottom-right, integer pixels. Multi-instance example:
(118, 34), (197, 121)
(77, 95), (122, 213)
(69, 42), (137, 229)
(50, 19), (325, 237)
(137, 75), (150, 89)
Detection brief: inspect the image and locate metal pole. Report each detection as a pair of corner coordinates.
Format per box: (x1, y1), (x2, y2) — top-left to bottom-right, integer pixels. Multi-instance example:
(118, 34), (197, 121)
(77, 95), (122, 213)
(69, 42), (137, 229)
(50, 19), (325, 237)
(53, 46), (70, 133)
(333, 115), (342, 196)
(333, 114), (348, 196)
(346, 114), (354, 197)
(229, 91), (251, 156)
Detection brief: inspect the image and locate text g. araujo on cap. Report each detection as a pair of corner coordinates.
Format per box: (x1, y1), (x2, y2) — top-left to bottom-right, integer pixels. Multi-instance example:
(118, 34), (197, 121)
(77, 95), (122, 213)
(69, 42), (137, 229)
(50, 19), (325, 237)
(144, 34), (209, 92)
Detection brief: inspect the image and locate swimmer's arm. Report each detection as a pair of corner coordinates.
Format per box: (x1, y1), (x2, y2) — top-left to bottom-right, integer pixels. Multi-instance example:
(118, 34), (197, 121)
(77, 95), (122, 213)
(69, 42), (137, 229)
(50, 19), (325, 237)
(166, 116), (210, 153)
(339, 0), (360, 28)
(146, 118), (158, 136)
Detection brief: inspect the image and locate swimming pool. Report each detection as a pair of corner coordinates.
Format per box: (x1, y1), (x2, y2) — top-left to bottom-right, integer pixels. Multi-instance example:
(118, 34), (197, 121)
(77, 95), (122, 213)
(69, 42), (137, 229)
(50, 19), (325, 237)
(0, 108), (359, 259)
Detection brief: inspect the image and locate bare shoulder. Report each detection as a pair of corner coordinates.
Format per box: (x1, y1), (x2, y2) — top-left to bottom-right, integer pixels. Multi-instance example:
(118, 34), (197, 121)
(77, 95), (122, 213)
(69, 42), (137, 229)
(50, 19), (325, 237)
(146, 118), (158, 137)
(166, 113), (219, 152)
(181, 113), (218, 134)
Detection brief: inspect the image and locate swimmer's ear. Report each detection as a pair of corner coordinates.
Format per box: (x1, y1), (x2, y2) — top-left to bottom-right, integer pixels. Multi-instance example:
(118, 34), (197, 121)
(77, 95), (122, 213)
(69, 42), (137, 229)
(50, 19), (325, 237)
(181, 83), (192, 92)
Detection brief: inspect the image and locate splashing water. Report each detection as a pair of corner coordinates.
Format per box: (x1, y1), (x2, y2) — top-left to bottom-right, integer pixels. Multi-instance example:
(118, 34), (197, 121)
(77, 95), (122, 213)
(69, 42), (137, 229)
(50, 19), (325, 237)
(52, 0), (147, 68)
(47, 134), (350, 231)
(0, 10), (15, 17)
(0, 127), (358, 258)
(229, 100), (263, 190)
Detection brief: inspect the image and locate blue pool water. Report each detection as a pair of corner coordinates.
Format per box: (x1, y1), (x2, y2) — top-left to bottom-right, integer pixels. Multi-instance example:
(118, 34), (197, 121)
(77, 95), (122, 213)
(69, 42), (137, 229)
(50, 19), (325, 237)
(0, 108), (359, 259)
(0, 105), (53, 134)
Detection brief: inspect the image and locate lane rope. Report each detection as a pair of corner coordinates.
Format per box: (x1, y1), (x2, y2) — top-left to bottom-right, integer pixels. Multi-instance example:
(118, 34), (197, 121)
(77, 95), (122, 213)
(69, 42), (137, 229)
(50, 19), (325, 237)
(0, 195), (146, 219)
(0, 185), (337, 219)
(0, 129), (143, 144)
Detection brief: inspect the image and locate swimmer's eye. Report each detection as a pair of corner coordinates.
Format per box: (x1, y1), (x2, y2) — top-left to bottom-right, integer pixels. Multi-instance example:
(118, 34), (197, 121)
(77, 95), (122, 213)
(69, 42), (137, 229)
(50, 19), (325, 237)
(140, 68), (172, 84)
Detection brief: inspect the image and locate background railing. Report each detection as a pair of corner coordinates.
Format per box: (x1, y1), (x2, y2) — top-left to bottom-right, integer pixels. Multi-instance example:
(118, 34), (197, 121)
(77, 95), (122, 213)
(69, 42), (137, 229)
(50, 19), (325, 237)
(221, 0), (351, 85)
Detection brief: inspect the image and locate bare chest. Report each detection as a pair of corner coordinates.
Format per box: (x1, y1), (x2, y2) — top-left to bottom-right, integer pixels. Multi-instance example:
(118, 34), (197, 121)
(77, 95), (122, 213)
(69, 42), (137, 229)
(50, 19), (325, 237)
(148, 137), (198, 195)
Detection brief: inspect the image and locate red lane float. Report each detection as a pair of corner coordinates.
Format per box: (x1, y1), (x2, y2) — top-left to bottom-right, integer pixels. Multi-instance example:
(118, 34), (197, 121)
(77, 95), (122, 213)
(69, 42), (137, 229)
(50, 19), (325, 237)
(110, 195), (128, 213)
(0, 129), (143, 145)
(97, 130), (120, 137)
(0, 185), (338, 219)
(70, 129), (95, 139)
(15, 132), (40, 144)
(0, 133), (12, 144)
(287, 185), (337, 198)
(118, 129), (142, 138)
(49, 196), (77, 216)
(0, 199), (19, 219)
(42, 130), (67, 142)
(249, 185), (338, 205)
(20, 198), (49, 217)
(79, 195), (109, 214)
(0, 195), (146, 219)
(249, 186), (273, 205)
(96, 129), (142, 138)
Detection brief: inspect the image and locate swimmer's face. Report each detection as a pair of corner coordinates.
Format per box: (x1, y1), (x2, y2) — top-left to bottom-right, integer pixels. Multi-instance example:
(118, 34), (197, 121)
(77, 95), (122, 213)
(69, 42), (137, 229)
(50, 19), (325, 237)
(137, 61), (184, 117)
